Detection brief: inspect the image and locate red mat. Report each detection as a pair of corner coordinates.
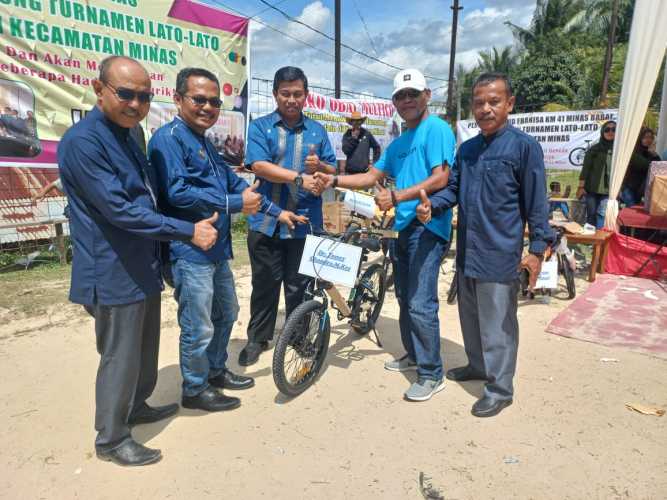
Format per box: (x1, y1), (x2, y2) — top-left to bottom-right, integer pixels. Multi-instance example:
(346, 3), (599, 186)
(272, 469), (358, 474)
(546, 274), (667, 359)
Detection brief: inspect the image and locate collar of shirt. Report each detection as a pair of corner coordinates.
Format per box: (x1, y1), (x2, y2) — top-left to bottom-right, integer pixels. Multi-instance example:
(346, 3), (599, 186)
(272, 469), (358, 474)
(271, 110), (308, 131)
(94, 106), (131, 140)
(482, 122), (510, 145)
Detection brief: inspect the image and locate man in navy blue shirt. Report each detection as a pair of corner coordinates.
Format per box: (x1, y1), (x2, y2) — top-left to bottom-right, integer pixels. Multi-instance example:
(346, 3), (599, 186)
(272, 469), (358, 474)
(59, 56), (219, 466)
(240, 66), (336, 366)
(417, 72), (553, 417)
(149, 68), (306, 412)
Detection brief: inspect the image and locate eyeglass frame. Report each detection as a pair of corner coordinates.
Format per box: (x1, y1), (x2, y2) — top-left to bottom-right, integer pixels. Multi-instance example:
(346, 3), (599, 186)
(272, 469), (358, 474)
(181, 93), (223, 109)
(393, 88), (423, 102)
(103, 81), (154, 104)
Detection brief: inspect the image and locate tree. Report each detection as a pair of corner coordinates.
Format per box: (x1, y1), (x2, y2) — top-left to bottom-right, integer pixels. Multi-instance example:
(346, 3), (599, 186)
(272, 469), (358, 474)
(477, 46), (519, 75)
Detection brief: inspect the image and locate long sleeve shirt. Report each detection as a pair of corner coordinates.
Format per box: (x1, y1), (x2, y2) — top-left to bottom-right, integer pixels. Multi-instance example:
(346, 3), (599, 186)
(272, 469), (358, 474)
(245, 111), (337, 239)
(430, 124), (554, 282)
(342, 127), (381, 173)
(58, 106), (194, 306)
(148, 117), (281, 263)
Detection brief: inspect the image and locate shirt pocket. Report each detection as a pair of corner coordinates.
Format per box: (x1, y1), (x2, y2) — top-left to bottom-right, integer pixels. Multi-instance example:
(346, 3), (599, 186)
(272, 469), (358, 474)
(481, 158), (519, 210)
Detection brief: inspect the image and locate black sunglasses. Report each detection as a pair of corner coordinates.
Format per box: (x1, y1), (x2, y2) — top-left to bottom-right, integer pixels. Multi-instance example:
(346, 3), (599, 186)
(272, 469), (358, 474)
(603, 126), (616, 133)
(104, 81), (153, 103)
(393, 89), (422, 101)
(183, 94), (223, 109)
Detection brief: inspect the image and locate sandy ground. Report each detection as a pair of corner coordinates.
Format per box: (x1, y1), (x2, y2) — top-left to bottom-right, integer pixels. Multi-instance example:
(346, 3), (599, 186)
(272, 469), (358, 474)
(0, 265), (665, 500)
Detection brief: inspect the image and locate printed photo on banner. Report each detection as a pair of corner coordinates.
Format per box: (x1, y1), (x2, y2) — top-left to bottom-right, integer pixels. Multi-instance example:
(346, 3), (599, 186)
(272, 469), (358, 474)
(0, 79), (40, 158)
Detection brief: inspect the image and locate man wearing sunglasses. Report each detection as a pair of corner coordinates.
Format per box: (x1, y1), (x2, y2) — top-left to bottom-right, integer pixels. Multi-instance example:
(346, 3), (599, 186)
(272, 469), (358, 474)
(315, 69), (455, 402)
(58, 56), (220, 467)
(148, 68), (308, 411)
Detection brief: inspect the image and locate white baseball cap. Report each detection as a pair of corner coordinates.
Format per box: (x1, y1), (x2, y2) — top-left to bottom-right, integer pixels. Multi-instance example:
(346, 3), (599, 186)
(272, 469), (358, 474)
(392, 69), (427, 97)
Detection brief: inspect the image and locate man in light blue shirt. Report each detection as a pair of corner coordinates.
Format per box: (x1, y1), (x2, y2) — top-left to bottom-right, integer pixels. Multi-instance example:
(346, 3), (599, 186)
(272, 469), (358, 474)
(149, 68), (305, 412)
(316, 69), (455, 401)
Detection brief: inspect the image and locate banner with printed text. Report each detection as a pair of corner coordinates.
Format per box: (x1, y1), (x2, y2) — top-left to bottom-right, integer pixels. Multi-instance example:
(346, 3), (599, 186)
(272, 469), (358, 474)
(302, 92), (399, 161)
(457, 109), (618, 170)
(0, 0), (249, 242)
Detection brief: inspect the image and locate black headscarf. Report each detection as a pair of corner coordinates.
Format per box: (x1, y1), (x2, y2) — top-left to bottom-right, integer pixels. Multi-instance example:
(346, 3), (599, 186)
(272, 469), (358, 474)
(597, 120), (616, 152)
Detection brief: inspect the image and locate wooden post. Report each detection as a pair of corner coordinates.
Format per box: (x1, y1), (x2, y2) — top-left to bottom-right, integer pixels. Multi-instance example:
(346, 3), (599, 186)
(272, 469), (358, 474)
(55, 222), (66, 265)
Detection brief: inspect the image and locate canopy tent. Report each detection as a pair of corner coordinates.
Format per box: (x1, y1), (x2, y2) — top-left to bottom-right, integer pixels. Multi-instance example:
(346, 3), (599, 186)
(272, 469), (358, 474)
(604, 0), (667, 230)
(656, 56), (667, 155)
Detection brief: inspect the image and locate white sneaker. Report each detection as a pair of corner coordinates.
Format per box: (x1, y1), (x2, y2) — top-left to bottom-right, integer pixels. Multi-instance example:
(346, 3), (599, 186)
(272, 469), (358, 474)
(384, 354), (417, 372)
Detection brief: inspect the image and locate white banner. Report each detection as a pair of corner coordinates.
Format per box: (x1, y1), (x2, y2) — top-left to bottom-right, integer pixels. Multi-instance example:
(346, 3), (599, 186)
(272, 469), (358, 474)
(457, 109), (618, 170)
(298, 235), (363, 288)
(303, 92), (400, 160)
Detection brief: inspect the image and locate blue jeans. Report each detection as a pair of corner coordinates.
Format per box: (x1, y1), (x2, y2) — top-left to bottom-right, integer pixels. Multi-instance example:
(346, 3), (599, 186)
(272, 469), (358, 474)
(173, 259), (240, 397)
(619, 187), (640, 207)
(549, 201), (570, 218)
(394, 221), (448, 381)
(585, 193), (608, 229)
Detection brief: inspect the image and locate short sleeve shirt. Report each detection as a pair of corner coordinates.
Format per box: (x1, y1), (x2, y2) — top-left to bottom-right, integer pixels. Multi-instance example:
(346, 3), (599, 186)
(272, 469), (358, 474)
(375, 115), (456, 240)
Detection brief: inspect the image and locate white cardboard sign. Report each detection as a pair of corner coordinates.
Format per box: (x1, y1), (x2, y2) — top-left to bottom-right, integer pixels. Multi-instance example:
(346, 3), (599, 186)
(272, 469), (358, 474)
(342, 190), (377, 219)
(298, 235), (363, 288)
(535, 258), (559, 289)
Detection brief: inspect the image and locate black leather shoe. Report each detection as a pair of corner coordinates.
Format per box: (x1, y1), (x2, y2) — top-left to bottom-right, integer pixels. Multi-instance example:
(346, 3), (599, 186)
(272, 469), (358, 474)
(238, 341), (270, 367)
(96, 440), (162, 467)
(445, 365), (486, 382)
(209, 370), (255, 391)
(128, 403), (179, 425)
(182, 387), (241, 412)
(471, 396), (513, 418)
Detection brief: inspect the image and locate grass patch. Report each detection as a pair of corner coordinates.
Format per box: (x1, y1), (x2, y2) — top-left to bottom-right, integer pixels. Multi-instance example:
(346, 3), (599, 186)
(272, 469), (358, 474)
(0, 263), (71, 317)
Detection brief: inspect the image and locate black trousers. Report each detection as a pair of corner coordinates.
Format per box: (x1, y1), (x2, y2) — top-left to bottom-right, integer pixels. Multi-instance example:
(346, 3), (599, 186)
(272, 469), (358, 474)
(84, 294), (161, 451)
(246, 230), (309, 343)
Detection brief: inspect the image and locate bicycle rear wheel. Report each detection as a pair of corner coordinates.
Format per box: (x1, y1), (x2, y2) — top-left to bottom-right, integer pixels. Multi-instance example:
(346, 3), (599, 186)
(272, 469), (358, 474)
(559, 254), (576, 299)
(272, 300), (331, 397)
(350, 263), (386, 335)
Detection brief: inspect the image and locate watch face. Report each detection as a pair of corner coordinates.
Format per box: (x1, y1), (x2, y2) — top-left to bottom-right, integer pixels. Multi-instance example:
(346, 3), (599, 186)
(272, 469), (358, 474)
(295, 175), (303, 188)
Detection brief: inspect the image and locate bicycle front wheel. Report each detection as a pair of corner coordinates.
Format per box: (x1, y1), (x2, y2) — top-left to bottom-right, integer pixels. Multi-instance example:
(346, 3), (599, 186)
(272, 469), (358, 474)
(351, 263), (386, 335)
(272, 300), (331, 397)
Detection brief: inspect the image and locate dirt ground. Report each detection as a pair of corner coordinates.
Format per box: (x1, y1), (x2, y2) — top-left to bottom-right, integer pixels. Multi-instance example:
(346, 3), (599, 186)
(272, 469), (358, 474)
(0, 264), (665, 500)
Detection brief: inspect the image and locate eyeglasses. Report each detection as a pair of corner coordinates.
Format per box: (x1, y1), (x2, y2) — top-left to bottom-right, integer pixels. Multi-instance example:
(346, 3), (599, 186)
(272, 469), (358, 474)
(183, 94), (223, 109)
(603, 127), (616, 133)
(104, 81), (153, 104)
(393, 89), (422, 101)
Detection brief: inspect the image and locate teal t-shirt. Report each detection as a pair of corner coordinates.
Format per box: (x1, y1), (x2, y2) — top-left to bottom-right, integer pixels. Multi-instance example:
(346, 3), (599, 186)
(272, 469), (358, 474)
(375, 115), (456, 240)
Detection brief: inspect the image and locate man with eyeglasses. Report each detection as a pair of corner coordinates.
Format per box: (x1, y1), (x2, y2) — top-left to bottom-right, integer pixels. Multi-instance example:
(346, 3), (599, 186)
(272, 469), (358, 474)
(239, 66), (335, 366)
(315, 68), (455, 402)
(58, 56), (220, 466)
(148, 68), (307, 411)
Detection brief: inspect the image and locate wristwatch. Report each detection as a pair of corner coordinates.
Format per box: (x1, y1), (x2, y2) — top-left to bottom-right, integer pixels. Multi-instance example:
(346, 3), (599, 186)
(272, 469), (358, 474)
(294, 174), (304, 188)
(333, 175), (339, 188)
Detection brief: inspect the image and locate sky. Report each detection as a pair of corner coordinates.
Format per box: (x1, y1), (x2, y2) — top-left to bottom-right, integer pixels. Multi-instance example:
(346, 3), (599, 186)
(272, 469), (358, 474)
(204, 0), (537, 101)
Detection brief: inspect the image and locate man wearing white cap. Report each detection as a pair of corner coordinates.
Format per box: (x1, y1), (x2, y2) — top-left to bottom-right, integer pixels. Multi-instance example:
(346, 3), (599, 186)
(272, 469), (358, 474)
(315, 69), (455, 401)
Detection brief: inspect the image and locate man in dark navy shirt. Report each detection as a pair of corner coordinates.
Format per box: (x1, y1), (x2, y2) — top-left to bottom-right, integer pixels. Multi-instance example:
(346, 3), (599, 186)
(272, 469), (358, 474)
(149, 68), (306, 412)
(417, 72), (553, 417)
(59, 56), (219, 466)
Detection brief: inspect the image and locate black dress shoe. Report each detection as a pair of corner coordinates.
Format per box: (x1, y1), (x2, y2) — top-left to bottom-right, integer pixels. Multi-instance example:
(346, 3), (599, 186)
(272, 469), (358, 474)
(471, 396), (513, 418)
(209, 370), (255, 390)
(128, 403), (179, 425)
(445, 365), (486, 382)
(238, 341), (270, 367)
(96, 439), (162, 467)
(182, 387), (241, 412)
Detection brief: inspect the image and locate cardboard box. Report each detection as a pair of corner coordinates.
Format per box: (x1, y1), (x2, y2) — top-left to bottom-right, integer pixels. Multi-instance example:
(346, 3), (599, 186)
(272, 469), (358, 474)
(648, 175), (667, 216)
(644, 161), (667, 211)
(322, 201), (351, 234)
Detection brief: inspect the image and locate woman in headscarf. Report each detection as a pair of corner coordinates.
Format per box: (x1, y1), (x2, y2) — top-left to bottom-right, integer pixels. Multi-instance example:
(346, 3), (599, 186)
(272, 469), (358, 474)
(619, 127), (661, 207)
(577, 120), (615, 229)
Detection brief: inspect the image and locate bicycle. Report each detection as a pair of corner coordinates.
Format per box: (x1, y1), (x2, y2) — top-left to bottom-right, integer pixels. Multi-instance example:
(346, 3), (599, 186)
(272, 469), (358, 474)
(446, 224), (577, 303)
(272, 222), (396, 397)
